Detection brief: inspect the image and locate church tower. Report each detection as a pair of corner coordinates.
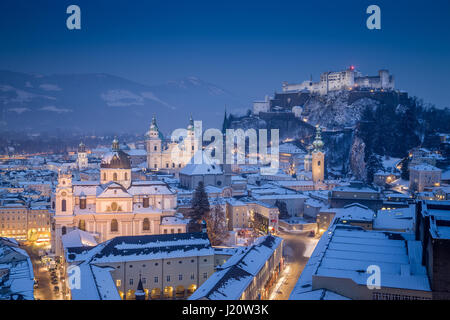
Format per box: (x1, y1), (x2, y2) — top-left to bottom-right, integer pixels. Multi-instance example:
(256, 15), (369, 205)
(53, 170), (75, 256)
(185, 114), (196, 161)
(304, 146), (312, 172)
(76, 142), (88, 170)
(311, 126), (325, 184)
(100, 138), (132, 189)
(146, 115), (163, 170)
(55, 170), (74, 216)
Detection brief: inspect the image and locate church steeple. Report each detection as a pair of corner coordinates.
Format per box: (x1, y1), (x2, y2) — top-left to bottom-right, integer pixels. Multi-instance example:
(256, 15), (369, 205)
(112, 137), (120, 151)
(148, 115), (164, 140)
(134, 274), (146, 300)
(187, 114), (194, 131)
(312, 126), (324, 152)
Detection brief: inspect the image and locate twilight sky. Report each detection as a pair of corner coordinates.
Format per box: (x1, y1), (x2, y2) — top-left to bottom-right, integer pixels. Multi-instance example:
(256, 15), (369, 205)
(0, 0), (449, 108)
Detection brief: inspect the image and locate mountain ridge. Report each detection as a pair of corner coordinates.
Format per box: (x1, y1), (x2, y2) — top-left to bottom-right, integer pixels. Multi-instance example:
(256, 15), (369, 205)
(0, 70), (247, 134)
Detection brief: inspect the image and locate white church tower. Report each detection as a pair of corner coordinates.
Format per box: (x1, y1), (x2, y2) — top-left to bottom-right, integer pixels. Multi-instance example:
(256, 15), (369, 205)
(76, 142), (88, 170)
(146, 115), (163, 170)
(311, 126), (325, 184)
(53, 170), (75, 256)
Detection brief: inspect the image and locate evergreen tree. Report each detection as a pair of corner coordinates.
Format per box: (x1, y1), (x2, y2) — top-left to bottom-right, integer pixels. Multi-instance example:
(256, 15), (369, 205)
(188, 181), (210, 232)
(366, 152), (383, 184)
(401, 157), (410, 180)
(275, 200), (289, 220)
(204, 202), (229, 246)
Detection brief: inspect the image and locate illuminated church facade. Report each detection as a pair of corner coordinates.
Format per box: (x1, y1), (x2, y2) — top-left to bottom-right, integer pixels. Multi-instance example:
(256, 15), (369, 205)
(52, 138), (186, 256)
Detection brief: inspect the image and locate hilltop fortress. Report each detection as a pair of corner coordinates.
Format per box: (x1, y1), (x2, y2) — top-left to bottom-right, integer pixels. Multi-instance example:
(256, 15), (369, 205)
(253, 67), (401, 116)
(282, 66), (394, 95)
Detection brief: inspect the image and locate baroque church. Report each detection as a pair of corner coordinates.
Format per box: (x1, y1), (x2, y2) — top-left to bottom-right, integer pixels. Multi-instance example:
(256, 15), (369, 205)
(52, 138), (186, 256)
(146, 115), (198, 173)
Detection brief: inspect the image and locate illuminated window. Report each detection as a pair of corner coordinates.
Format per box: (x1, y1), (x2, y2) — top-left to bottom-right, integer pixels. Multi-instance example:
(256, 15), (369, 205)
(111, 219), (119, 232)
(143, 218), (150, 231)
(116, 280), (121, 287)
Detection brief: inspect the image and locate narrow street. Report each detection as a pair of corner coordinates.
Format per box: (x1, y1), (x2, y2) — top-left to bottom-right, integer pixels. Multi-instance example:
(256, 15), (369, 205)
(270, 230), (319, 300)
(21, 245), (63, 300)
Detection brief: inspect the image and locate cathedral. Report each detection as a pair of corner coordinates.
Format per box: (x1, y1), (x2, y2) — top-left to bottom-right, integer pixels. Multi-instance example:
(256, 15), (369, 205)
(51, 138), (186, 257)
(146, 115), (198, 173)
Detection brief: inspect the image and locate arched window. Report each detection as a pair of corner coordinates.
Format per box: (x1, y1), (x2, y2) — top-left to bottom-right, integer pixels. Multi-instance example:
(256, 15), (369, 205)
(154, 163), (157, 169)
(143, 218), (150, 231)
(61, 199), (66, 212)
(111, 219), (118, 232)
(78, 220), (86, 231)
(80, 198), (86, 209)
(113, 172), (118, 181)
(154, 146), (157, 151)
(318, 161), (321, 166)
(62, 226), (67, 235)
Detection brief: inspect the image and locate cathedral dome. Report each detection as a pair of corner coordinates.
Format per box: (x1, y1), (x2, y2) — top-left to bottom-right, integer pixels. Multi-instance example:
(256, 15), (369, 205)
(101, 139), (131, 169)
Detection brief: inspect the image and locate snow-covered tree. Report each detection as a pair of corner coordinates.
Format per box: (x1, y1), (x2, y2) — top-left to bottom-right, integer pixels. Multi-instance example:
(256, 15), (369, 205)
(275, 200), (289, 220)
(188, 181), (210, 232)
(204, 202), (229, 246)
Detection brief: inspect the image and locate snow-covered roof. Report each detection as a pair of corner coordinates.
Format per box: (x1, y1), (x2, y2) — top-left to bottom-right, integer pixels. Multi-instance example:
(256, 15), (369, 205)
(189, 235), (282, 300)
(62, 229), (98, 249)
(161, 216), (189, 225)
(70, 263), (121, 300)
(374, 206), (415, 232)
(66, 232), (213, 265)
(180, 151), (223, 176)
(0, 241), (34, 300)
(410, 164), (441, 172)
(97, 183), (132, 198)
(126, 149), (147, 156)
(289, 224), (430, 300)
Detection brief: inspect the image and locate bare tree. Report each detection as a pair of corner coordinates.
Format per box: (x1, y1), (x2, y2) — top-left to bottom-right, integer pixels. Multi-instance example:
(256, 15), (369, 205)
(204, 201), (229, 246)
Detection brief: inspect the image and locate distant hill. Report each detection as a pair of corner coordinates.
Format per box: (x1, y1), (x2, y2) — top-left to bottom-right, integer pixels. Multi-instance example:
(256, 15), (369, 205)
(0, 70), (247, 134)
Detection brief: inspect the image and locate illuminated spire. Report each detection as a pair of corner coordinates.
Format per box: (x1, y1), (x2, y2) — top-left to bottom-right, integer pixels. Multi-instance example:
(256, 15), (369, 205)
(312, 126), (324, 152)
(187, 114), (194, 131)
(112, 137), (120, 151)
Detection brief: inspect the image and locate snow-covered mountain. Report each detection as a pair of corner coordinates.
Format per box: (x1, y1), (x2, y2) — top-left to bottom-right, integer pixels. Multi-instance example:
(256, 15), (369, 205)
(0, 71), (247, 134)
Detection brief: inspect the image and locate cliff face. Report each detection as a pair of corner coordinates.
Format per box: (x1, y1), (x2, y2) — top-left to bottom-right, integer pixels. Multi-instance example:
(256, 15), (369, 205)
(226, 90), (387, 170)
(301, 91), (380, 129)
(350, 135), (366, 180)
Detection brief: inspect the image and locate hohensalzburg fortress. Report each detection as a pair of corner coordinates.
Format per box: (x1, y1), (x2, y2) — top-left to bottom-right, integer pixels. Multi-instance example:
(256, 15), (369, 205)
(281, 66), (394, 95)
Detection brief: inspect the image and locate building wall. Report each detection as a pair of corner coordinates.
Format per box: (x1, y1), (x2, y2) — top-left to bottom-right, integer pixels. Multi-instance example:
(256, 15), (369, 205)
(409, 169), (441, 192)
(312, 275), (431, 300)
(102, 254), (214, 300)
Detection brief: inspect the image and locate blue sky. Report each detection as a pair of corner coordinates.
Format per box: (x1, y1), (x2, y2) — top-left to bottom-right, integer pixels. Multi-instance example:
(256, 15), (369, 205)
(0, 0), (449, 107)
